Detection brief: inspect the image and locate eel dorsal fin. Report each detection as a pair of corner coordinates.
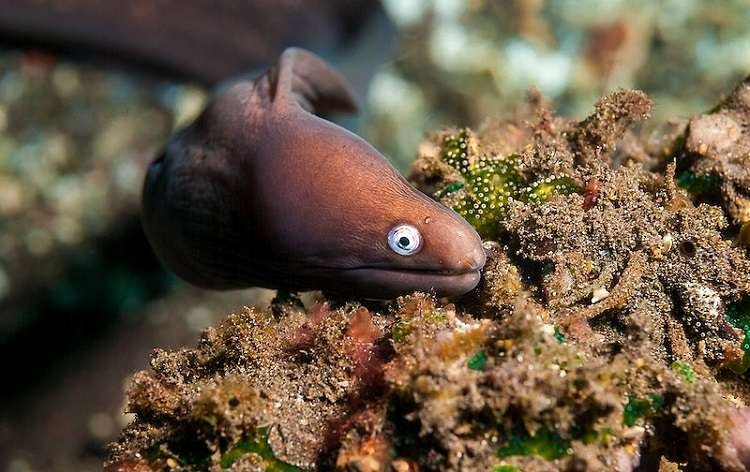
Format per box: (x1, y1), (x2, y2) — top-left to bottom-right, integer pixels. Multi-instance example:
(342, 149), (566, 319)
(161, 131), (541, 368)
(269, 47), (358, 116)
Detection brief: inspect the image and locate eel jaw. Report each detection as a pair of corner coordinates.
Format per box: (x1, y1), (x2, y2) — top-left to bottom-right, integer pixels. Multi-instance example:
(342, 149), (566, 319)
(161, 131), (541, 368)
(327, 266), (482, 299)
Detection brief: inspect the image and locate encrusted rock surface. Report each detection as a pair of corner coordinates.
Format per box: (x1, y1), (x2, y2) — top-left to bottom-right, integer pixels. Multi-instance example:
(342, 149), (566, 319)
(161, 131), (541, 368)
(108, 81), (750, 471)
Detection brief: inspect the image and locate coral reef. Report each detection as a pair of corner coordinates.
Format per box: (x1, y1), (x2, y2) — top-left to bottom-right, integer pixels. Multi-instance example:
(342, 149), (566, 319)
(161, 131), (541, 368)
(109, 81), (750, 470)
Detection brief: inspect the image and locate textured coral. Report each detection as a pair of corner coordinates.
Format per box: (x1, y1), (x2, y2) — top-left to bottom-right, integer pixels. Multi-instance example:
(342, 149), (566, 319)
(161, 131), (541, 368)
(385, 295), (736, 471)
(108, 301), (393, 470)
(107, 292), (746, 471)
(109, 82), (750, 471)
(432, 129), (581, 240)
(411, 87), (750, 376)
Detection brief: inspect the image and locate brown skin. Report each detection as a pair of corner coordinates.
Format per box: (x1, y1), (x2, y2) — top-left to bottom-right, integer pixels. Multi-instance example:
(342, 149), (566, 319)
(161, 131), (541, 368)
(0, 0), (382, 84)
(142, 48), (485, 299)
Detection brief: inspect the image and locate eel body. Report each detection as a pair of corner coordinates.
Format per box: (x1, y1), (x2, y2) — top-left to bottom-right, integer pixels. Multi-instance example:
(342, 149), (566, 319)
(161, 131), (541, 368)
(142, 49), (486, 299)
(0, 0), (381, 84)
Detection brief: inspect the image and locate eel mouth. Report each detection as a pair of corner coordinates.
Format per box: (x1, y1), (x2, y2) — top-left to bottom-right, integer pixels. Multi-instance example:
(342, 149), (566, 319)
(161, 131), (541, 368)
(329, 266), (482, 299)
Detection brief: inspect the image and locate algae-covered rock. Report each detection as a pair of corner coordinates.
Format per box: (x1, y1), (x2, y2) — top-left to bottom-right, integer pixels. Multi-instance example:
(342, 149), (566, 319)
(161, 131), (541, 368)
(413, 87), (750, 376)
(108, 81), (750, 471)
(680, 77), (750, 225)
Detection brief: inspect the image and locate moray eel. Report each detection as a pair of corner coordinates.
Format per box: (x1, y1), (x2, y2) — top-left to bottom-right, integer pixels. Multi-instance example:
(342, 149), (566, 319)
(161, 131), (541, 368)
(142, 49), (485, 299)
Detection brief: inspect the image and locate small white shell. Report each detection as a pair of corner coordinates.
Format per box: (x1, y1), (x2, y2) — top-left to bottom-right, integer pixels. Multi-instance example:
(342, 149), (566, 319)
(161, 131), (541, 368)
(660, 234), (673, 253)
(591, 286), (611, 304)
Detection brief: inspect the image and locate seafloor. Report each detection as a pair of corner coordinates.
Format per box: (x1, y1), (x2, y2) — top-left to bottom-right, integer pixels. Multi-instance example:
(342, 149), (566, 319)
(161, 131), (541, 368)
(107, 79), (750, 471)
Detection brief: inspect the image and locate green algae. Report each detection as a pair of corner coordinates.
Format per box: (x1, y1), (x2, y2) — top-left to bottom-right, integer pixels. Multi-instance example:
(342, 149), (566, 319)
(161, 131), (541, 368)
(623, 394), (664, 427)
(392, 310), (447, 343)
(392, 320), (413, 343)
(220, 427), (301, 471)
(726, 298), (750, 374)
(144, 435), (212, 470)
(434, 180), (464, 198)
(438, 130), (581, 239)
(670, 360), (696, 383)
(553, 326), (566, 344)
(492, 465), (520, 472)
(523, 176), (582, 204)
(467, 350), (488, 371)
(497, 427), (570, 461)
(448, 157), (524, 239)
(423, 310), (448, 323)
(623, 397), (650, 427)
(441, 130), (473, 177)
(676, 171), (722, 197)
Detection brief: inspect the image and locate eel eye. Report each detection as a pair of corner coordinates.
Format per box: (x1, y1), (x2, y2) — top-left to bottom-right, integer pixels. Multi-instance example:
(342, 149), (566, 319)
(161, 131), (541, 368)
(388, 224), (422, 256)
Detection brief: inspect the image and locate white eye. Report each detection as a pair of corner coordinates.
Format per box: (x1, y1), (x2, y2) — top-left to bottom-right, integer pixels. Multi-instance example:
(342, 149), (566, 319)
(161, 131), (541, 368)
(388, 224), (422, 256)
